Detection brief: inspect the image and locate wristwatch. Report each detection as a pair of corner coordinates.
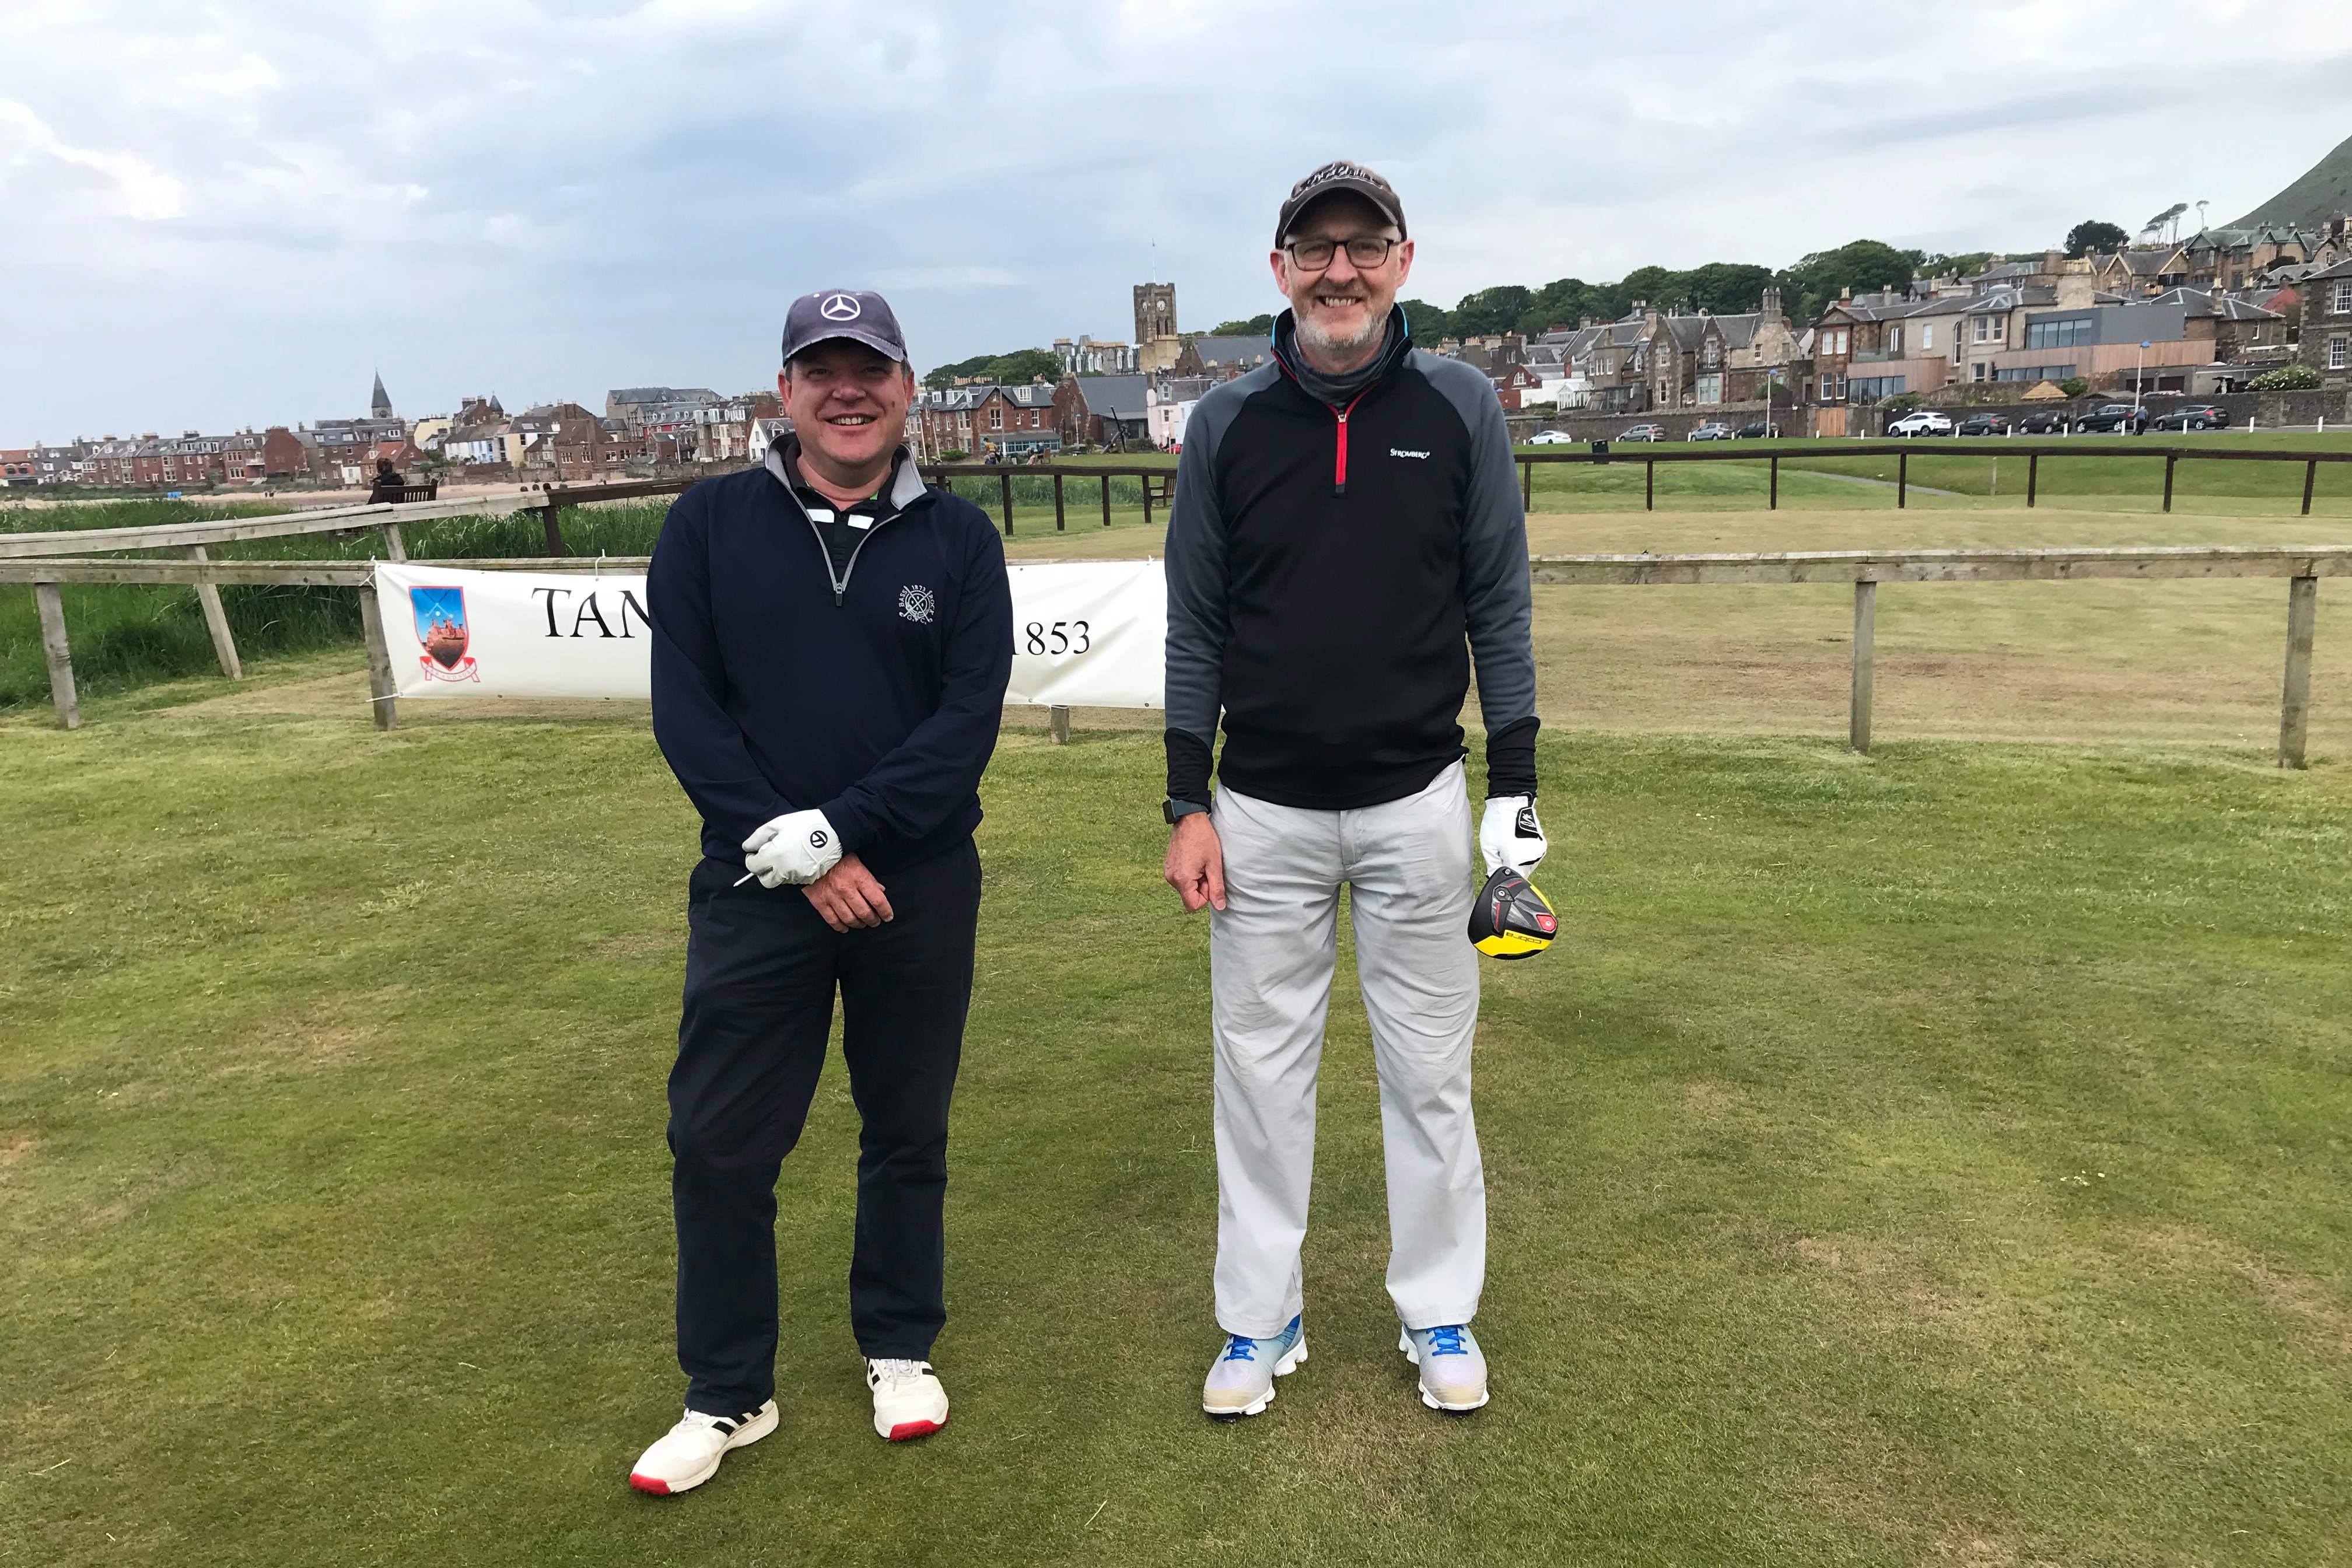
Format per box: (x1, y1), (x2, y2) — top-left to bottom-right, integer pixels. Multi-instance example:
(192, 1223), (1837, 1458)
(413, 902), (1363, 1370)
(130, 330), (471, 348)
(1163, 798), (1209, 824)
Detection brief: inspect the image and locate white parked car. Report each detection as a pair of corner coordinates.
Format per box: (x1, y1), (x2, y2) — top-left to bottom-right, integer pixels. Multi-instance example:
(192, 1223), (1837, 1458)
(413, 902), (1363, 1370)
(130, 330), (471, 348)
(1888, 410), (1954, 437)
(1525, 429), (1575, 444)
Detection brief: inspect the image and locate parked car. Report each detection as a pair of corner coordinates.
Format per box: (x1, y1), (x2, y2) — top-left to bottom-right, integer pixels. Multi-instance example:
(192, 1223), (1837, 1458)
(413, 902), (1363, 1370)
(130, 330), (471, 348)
(2018, 410), (2070, 435)
(1618, 424), (1665, 442)
(1686, 422), (1735, 441)
(1525, 429), (1576, 444)
(2075, 403), (2150, 434)
(2150, 404), (2230, 432)
(1955, 413), (2011, 436)
(1888, 410), (1954, 437)
(1734, 421), (1781, 439)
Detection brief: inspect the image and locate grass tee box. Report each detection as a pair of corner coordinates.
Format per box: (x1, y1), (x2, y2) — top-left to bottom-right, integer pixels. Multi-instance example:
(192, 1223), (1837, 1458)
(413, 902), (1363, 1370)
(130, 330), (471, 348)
(0, 710), (2347, 1566)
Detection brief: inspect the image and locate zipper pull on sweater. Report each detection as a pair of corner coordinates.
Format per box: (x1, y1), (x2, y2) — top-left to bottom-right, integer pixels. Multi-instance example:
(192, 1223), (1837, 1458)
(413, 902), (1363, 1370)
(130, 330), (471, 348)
(1332, 389), (1369, 495)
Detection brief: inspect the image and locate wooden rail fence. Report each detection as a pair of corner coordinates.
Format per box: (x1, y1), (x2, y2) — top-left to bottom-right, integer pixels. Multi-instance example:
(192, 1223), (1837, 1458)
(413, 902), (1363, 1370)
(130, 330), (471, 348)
(1511, 440), (2352, 514)
(6, 541), (2337, 769)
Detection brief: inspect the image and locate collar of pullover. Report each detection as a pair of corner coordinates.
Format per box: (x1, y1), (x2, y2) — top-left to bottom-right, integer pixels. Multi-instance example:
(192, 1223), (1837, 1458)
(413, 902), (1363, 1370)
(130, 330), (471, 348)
(765, 435), (928, 513)
(1271, 303), (1413, 407)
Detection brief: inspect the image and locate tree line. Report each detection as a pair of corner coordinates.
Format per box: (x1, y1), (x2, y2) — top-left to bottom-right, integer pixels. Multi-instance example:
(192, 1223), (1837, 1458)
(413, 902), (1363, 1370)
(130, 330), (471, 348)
(930, 222), (2134, 379)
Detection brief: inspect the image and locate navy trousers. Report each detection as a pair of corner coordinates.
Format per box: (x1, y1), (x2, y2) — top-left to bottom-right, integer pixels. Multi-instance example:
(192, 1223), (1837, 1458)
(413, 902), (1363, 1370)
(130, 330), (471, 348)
(667, 839), (980, 1416)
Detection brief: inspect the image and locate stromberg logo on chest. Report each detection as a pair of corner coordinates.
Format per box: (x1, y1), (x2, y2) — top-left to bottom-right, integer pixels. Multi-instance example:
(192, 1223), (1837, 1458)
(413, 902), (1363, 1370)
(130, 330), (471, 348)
(1390, 448), (1430, 460)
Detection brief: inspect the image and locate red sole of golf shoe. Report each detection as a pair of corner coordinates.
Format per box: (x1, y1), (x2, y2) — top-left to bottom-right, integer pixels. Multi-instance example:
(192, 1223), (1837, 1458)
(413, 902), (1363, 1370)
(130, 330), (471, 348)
(886, 1415), (946, 1441)
(628, 1474), (673, 1495)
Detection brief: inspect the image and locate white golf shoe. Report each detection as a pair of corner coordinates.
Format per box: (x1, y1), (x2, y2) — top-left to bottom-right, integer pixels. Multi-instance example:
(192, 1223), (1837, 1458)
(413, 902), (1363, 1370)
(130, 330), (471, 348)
(867, 1358), (949, 1441)
(1202, 1314), (1307, 1419)
(1400, 1324), (1489, 1412)
(628, 1401), (778, 1495)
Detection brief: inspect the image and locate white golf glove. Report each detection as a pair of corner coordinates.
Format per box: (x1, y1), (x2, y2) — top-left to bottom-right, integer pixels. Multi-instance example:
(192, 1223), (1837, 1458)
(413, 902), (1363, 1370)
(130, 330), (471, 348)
(742, 808), (844, 888)
(1478, 795), (1546, 876)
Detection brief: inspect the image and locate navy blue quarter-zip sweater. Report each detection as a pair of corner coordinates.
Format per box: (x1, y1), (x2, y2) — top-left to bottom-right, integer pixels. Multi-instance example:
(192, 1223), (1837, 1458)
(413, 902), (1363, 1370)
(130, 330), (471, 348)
(648, 442), (1014, 874)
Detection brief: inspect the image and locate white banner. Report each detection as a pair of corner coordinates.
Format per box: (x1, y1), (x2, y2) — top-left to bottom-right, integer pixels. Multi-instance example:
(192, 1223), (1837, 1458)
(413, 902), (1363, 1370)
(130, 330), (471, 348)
(372, 559), (1163, 709)
(1002, 559), (1163, 709)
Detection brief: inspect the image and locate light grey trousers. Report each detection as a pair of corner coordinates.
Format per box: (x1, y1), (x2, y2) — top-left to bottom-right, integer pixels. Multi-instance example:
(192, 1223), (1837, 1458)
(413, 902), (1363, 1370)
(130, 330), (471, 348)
(1209, 760), (1485, 1338)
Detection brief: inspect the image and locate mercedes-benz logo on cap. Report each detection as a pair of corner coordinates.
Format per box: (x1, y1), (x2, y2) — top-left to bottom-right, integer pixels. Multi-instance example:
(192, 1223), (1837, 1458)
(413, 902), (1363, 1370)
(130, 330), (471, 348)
(820, 293), (862, 321)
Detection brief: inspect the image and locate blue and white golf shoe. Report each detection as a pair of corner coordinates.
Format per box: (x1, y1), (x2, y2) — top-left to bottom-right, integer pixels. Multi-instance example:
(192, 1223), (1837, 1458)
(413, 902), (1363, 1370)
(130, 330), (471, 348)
(1399, 1323), (1489, 1412)
(1201, 1314), (1306, 1419)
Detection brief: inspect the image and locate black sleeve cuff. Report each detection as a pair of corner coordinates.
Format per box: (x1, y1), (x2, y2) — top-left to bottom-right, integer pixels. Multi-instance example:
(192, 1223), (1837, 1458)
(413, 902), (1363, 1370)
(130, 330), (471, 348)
(1165, 727), (1214, 806)
(1483, 715), (1539, 799)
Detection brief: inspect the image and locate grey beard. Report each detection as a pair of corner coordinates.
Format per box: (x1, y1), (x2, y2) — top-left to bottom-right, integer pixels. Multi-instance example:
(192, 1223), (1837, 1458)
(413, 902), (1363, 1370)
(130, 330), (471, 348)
(1294, 306), (1385, 359)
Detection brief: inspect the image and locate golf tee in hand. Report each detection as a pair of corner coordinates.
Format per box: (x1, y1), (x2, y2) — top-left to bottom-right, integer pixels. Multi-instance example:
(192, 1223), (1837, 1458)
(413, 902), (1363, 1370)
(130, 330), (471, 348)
(742, 808), (844, 887)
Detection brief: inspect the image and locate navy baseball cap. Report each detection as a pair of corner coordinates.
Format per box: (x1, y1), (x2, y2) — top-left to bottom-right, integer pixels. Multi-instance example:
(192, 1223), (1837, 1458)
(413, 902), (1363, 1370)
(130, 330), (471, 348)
(781, 289), (908, 365)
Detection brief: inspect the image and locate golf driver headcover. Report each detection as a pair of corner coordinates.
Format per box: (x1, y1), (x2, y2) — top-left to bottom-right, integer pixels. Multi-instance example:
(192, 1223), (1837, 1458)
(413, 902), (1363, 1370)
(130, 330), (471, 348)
(1468, 866), (1558, 960)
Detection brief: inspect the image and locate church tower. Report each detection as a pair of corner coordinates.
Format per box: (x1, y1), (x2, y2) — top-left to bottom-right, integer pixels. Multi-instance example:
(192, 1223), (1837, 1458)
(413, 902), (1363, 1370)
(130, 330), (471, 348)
(1133, 282), (1180, 373)
(371, 372), (394, 421)
(1133, 282), (1177, 348)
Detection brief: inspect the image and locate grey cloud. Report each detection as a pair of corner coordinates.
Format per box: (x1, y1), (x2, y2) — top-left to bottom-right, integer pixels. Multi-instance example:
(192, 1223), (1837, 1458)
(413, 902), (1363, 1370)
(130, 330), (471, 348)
(3, 0), (2350, 436)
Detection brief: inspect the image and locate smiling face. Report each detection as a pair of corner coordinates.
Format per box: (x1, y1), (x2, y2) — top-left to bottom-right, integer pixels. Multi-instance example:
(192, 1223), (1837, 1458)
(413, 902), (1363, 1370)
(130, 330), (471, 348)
(779, 339), (914, 489)
(1270, 191), (1414, 372)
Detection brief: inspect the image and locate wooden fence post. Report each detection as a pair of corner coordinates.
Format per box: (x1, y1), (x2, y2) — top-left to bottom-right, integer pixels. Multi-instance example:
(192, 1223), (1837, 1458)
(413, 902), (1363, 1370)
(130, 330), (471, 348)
(1101, 475), (1112, 528)
(34, 582), (80, 730)
(542, 501), (567, 557)
(380, 522), (408, 562)
(1143, 474), (1154, 531)
(1898, 450), (1909, 509)
(1054, 473), (1066, 532)
(2304, 460), (2318, 517)
(1521, 457), (1534, 510)
(183, 545), (243, 679)
(2278, 575), (2318, 769)
(2028, 453), (2039, 508)
(2163, 453), (2177, 513)
(1850, 579), (1877, 755)
(1645, 459), (1654, 511)
(1769, 454), (1779, 510)
(358, 583), (399, 731)
(998, 471), (1014, 535)
(1048, 704), (1072, 745)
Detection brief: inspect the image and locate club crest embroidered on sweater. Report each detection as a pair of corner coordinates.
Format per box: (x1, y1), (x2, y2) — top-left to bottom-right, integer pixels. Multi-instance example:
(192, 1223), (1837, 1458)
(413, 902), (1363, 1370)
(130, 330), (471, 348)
(898, 584), (936, 624)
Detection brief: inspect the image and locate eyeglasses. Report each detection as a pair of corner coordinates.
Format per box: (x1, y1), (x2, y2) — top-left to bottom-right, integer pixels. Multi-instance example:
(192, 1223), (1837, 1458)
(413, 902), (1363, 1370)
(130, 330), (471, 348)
(1282, 236), (1400, 271)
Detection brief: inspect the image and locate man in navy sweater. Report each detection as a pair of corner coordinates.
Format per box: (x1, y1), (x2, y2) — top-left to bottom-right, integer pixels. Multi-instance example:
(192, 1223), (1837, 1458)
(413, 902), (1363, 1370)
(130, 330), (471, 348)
(629, 289), (1013, 1496)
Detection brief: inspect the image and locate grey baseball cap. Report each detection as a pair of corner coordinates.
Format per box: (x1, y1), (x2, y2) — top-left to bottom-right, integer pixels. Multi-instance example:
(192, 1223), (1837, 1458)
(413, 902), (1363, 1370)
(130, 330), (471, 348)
(780, 289), (908, 365)
(1274, 160), (1406, 247)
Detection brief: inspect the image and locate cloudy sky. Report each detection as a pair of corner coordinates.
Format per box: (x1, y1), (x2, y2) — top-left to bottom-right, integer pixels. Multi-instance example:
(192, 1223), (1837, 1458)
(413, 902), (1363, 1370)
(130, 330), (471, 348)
(5, 0), (2350, 441)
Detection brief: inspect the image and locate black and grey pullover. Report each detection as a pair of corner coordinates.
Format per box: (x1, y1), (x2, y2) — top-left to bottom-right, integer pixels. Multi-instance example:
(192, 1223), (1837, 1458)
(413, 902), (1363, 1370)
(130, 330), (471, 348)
(1163, 306), (1538, 811)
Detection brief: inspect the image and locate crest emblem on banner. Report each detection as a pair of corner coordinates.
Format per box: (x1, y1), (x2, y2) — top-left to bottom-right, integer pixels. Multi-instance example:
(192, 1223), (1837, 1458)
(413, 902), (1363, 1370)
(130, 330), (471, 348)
(408, 585), (481, 682)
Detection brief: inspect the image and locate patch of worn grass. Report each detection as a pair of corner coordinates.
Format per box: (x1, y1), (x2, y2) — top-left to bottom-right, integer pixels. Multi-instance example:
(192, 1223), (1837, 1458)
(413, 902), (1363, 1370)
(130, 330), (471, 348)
(0, 697), (2347, 1566)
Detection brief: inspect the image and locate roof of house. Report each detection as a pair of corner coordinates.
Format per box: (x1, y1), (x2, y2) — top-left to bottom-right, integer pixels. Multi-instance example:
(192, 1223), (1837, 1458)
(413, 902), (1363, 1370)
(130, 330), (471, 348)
(608, 386), (719, 405)
(2144, 288), (2287, 320)
(1070, 373), (1151, 419)
(1185, 335), (1276, 370)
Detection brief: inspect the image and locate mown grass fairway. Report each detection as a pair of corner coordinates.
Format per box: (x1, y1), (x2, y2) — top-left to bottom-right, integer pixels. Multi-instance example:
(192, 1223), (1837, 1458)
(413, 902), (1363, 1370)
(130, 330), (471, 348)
(3, 682), (2348, 1566)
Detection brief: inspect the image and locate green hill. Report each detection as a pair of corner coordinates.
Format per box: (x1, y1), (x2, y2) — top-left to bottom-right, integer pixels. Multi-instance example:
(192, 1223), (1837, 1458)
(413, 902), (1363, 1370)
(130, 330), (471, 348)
(2230, 128), (2352, 228)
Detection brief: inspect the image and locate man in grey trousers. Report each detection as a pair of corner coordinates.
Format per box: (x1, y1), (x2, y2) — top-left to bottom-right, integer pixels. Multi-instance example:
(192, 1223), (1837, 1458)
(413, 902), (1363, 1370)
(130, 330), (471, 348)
(1160, 161), (1545, 1419)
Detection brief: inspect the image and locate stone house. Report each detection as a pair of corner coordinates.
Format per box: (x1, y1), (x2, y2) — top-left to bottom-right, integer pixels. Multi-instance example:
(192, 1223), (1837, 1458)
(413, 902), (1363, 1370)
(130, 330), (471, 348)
(2298, 260), (2352, 380)
(1054, 373), (1150, 448)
